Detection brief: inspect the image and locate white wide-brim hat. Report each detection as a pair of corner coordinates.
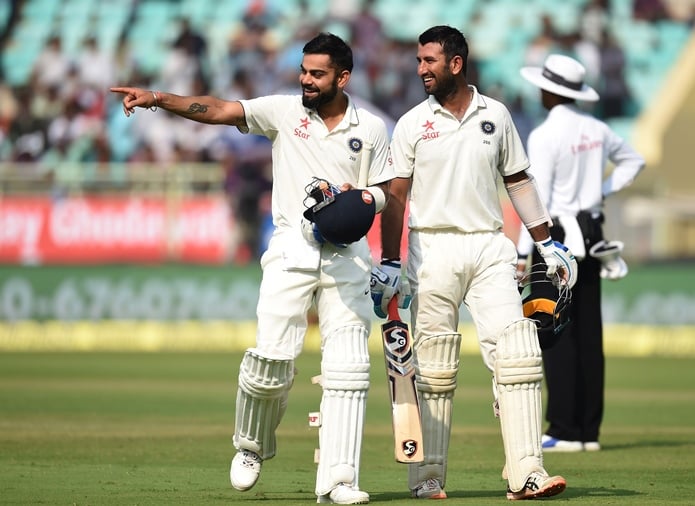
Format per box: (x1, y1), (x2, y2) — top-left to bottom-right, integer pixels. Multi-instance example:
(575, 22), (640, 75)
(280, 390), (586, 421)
(520, 54), (599, 102)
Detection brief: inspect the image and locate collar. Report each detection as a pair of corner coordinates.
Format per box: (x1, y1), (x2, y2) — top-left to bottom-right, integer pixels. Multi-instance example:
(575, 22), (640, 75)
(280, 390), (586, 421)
(344, 92), (360, 125)
(427, 85), (484, 117)
(547, 102), (581, 118)
(305, 92), (359, 127)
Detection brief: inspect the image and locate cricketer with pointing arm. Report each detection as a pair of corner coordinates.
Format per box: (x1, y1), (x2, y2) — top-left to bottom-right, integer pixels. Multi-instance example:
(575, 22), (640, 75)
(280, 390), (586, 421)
(112, 32), (393, 505)
(370, 25), (577, 500)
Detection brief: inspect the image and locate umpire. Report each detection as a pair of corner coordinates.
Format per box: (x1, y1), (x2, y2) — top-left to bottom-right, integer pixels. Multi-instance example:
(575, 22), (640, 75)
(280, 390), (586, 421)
(517, 54), (645, 452)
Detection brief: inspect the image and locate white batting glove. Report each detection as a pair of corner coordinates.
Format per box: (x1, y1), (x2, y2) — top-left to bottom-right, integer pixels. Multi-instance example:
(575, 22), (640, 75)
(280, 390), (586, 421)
(370, 260), (410, 318)
(300, 218), (325, 246)
(535, 238), (578, 289)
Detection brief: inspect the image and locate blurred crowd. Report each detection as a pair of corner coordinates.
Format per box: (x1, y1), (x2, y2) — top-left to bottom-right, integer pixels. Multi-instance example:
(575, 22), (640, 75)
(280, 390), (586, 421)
(0, 0), (686, 258)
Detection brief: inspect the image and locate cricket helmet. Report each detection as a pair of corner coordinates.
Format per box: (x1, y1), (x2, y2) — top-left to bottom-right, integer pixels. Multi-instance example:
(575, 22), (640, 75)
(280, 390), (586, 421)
(303, 177), (375, 245)
(519, 263), (572, 349)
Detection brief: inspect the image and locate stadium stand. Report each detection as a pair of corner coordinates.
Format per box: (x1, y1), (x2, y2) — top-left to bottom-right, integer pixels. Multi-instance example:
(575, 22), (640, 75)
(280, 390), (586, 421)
(0, 0), (693, 261)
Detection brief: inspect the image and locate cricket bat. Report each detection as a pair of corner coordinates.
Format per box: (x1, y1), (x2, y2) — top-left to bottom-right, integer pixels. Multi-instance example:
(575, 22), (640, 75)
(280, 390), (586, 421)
(381, 297), (424, 463)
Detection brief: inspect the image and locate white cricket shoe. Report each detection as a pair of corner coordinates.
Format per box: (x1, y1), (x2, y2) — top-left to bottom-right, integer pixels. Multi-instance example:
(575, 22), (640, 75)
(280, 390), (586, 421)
(506, 471), (566, 500)
(411, 478), (447, 499)
(317, 483), (369, 504)
(583, 441), (601, 452)
(230, 450), (262, 491)
(541, 434), (583, 452)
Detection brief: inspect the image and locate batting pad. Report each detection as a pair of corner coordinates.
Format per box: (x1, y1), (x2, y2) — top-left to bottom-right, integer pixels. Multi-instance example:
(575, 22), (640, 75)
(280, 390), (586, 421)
(315, 325), (370, 497)
(494, 319), (545, 492)
(234, 349), (294, 460)
(408, 333), (461, 490)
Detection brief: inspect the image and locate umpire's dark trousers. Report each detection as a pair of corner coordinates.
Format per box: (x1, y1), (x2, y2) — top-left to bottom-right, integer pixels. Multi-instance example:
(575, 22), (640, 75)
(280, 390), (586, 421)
(533, 230), (605, 443)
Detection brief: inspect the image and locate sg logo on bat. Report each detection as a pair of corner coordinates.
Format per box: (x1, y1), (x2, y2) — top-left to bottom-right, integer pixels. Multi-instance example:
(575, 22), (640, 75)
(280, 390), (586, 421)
(383, 323), (414, 376)
(402, 439), (419, 458)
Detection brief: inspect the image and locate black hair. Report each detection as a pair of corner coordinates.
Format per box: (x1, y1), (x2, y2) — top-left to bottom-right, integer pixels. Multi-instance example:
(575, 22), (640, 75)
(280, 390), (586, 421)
(418, 25), (469, 75)
(302, 32), (353, 73)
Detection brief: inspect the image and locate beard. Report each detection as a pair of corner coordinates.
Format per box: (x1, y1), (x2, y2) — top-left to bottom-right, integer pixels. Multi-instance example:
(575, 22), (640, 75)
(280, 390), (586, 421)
(302, 81), (339, 109)
(425, 71), (457, 101)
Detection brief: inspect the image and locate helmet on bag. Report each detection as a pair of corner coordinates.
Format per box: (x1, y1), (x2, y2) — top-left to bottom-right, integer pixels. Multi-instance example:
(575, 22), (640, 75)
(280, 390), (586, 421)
(518, 263), (572, 349)
(302, 177), (375, 245)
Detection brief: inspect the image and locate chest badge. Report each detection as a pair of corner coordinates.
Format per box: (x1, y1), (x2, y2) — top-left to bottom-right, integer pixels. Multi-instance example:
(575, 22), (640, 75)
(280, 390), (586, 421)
(480, 120), (496, 135)
(349, 137), (363, 153)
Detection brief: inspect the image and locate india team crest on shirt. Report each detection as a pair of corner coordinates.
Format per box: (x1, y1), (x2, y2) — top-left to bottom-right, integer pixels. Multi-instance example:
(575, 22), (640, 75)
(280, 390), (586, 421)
(480, 120), (496, 135)
(348, 137), (363, 153)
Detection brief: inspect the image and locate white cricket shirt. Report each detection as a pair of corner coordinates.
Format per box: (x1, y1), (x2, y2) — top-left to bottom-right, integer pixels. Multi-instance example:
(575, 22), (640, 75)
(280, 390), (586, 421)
(516, 103), (645, 256)
(239, 93), (392, 230)
(390, 86), (529, 233)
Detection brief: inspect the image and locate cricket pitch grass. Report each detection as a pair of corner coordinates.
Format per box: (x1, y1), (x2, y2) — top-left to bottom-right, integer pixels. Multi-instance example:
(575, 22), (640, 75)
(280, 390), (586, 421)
(1, 351), (694, 505)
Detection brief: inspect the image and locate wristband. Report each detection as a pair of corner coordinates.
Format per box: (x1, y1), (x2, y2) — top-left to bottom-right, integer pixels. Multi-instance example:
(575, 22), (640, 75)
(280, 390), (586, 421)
(150, 91), (160, 112)
(366, 185), (386, 212)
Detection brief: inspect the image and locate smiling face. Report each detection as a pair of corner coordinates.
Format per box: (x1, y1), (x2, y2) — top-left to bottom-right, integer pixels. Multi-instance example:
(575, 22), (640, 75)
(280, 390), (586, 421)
(416, 42), (457, 100)
(299, 53), (344, 110)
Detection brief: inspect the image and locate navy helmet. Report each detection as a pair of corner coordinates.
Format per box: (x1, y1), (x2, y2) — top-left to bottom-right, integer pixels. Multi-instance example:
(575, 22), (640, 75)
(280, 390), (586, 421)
(303, 178), (376, 245)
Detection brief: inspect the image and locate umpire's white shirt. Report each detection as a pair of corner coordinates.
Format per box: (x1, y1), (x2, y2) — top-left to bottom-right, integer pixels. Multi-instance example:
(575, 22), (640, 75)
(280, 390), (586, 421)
(517, 103), (645, 256)
(389, 87), (529, 233)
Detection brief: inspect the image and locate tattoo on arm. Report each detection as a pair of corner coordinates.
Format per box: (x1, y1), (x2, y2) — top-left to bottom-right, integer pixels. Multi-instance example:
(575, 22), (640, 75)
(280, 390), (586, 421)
(187, 103), (208, 114)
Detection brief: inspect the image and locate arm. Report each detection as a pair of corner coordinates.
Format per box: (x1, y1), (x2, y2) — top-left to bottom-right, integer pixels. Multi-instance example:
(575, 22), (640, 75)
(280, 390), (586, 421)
(370, 181), (390, 214)
(504, 170), (577, 288)
(338, 180), (390, 213)
(370, 176), (410, 318)
(109, 87), (247, 128)
(602, 135), (645, 198)
(504, 170), (552, 242)
(380, 177), (409, 261)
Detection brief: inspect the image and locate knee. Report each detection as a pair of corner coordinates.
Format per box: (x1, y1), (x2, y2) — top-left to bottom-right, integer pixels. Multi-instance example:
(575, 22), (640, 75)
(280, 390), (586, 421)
(414, 333), (461, 394)
(494, 320), (543, 387)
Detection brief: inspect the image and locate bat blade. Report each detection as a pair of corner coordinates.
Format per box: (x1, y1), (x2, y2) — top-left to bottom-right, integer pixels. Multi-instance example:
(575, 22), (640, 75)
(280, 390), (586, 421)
(382, 298), (424, 463)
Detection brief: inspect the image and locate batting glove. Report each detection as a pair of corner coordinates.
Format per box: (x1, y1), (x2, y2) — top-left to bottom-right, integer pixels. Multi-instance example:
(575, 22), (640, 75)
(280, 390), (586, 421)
(301, 218), (325, 246)
(370, 260), (409, 318)
(535, 238), (578, 289)
(300, 218), (346, 248)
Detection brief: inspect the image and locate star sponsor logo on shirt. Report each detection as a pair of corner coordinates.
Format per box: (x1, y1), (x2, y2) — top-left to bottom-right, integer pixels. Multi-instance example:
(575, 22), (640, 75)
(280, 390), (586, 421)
(294, 117), (311, 140)
(421, 120), (439, 140)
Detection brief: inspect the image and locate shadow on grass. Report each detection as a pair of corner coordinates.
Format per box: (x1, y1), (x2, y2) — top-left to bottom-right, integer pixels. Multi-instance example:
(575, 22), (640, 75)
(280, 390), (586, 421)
(374, 489), (499, 500)
(374, 486), (642, 501)
(564, 487), (642, 498)
(602, 439), (688, 450)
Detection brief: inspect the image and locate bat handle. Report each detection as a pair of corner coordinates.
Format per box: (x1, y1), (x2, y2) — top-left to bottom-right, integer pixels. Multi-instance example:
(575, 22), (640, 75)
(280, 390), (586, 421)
(387, 297), (400, 321)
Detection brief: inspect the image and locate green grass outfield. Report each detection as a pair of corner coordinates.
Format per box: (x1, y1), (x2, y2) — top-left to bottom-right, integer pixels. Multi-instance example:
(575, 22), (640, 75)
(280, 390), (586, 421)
(1, 351), (694, 505)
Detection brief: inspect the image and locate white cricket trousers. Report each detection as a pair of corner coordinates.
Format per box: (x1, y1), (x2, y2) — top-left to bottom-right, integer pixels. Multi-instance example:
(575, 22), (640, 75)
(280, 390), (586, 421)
(254, 234), (373, 359)
(407, 229), (525, 372)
